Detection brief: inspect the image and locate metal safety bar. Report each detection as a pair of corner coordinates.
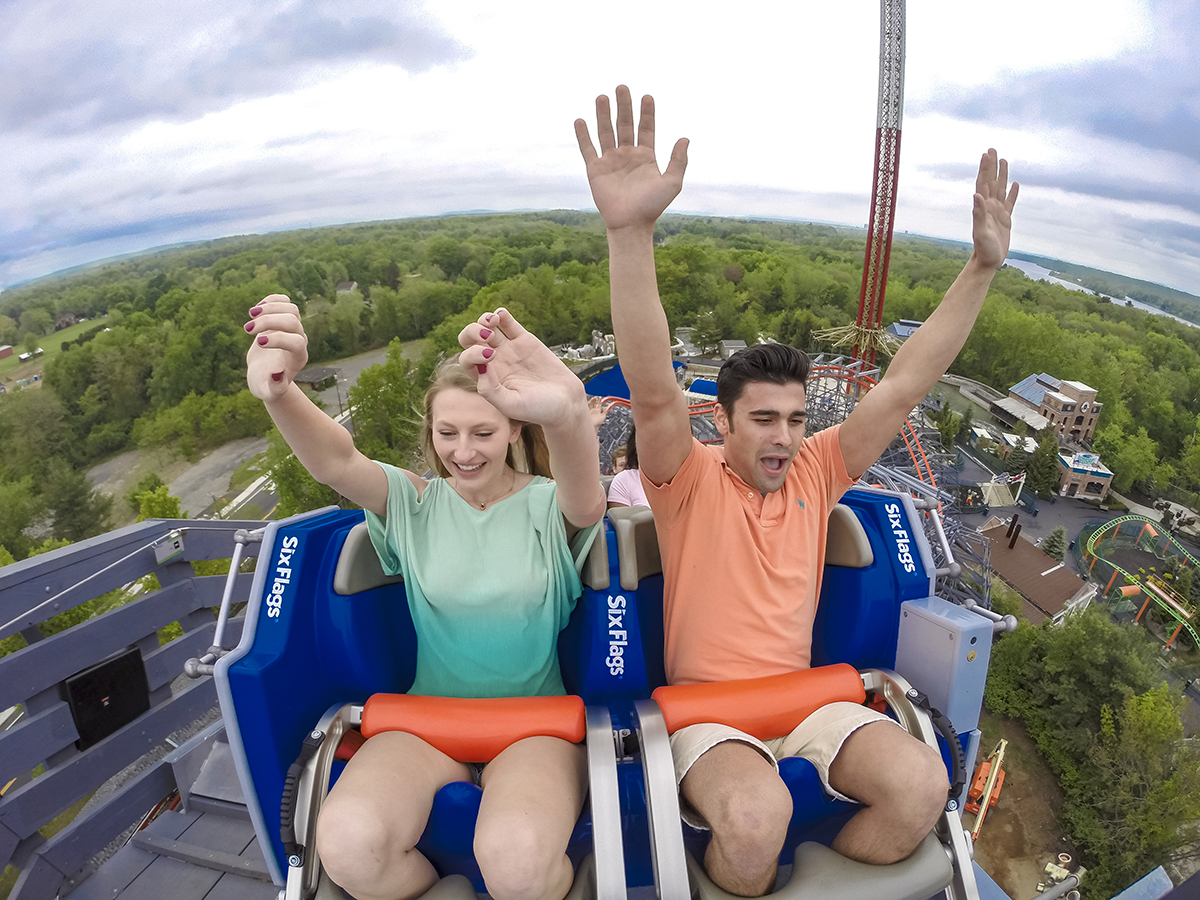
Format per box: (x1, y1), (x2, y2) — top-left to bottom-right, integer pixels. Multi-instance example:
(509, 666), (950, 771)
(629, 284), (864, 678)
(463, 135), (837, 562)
(632, 699), (690, 900)
(861, 668), (981, 900)
(185, 527), (266, 677)
(585, 707), (626, 900)
(283, 703), (356, 900)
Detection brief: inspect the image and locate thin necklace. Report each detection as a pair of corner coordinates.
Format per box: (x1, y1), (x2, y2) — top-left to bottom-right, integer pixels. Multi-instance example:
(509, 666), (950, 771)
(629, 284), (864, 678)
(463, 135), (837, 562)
(472, 467), (515, 510)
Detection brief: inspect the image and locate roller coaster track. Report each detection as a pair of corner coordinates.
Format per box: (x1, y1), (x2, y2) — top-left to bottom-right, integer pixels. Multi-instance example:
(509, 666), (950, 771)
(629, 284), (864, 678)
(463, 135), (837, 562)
(1084, 514), (1200, 648)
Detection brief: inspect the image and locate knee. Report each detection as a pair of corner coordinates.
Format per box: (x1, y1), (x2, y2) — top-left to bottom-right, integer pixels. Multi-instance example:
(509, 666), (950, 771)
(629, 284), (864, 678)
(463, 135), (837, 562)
(316, 797), (396, 889)
(707, 778), (793, 863)
(887, 742), (949, 833)
(475, 817), (567, 900)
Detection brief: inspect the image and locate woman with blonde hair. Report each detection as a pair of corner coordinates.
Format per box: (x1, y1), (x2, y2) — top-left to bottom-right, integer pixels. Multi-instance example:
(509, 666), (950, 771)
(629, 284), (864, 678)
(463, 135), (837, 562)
(246, 297), (605, 900)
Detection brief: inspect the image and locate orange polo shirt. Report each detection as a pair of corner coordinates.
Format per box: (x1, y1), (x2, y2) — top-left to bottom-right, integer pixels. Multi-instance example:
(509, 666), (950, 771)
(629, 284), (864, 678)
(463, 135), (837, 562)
(641, 426), (854, 685)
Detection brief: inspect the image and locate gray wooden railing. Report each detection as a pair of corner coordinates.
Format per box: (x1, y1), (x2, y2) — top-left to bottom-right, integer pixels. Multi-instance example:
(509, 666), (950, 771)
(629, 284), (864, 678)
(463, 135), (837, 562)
(0, 519), (264, 899)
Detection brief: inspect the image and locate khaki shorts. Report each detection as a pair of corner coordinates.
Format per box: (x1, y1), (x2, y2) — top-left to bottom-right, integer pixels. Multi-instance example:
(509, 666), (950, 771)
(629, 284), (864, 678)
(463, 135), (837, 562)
(669, 701), (896, 830)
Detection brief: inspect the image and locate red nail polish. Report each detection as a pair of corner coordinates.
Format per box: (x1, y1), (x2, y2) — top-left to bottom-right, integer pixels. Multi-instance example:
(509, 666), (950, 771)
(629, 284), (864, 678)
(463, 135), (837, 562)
(257, 334), (268, 345)
(485, 314), (495, 323)
(271, 372), (283, 382)
(249, 307), (262, 316)
(482, 347), (494, 359)
(477, 364), (487, 375)
(479, 328), (492, 339)
(245, 322), (255, 332)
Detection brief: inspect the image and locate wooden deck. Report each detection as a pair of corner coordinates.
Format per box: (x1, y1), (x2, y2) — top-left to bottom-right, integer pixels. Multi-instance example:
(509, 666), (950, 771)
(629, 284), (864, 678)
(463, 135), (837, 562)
(70, 800), (277, 900)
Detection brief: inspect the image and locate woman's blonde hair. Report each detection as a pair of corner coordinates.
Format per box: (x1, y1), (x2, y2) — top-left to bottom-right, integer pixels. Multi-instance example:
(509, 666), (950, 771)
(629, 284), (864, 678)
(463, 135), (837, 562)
(420, 357), (552, 478)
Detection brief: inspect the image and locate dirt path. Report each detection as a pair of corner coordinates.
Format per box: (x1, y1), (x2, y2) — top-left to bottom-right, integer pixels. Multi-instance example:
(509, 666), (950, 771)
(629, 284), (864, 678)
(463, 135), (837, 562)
(970, 710), (1076, 900)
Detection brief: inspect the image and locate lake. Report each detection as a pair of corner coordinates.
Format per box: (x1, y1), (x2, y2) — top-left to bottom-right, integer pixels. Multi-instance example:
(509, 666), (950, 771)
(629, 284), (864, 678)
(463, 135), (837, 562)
(1004, 257), (1198, 330)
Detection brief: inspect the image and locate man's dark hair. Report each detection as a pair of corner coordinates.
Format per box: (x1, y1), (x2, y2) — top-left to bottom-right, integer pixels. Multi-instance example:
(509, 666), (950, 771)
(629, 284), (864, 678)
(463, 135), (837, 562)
(715, 343), (810, 416)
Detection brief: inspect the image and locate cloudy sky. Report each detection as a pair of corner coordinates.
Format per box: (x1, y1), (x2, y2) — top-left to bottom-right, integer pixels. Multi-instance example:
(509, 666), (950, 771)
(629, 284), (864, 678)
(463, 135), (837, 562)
(2, 0), (1198, 297)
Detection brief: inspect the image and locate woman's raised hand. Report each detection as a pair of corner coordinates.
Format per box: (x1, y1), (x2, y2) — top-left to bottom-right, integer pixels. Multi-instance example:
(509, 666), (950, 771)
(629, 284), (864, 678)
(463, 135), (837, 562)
(244, 295), (309, 401)
(458, 308), (588, 429)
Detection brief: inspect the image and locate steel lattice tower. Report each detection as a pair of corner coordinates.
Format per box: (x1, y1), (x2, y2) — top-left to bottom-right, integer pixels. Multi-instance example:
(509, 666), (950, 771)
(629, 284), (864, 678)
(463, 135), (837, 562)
(854, 0), (906, 365)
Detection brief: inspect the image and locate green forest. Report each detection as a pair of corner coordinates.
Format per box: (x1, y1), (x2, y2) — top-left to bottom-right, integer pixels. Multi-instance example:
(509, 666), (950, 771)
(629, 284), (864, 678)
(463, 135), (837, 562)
(4, 210), (1200, 561)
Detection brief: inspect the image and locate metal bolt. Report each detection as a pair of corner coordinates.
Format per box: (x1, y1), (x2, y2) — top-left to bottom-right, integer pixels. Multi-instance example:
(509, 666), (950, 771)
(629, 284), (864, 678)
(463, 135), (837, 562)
(289, 854), (301, 867)
(311, 730), (323, 740)
(946, 799), (959, 811)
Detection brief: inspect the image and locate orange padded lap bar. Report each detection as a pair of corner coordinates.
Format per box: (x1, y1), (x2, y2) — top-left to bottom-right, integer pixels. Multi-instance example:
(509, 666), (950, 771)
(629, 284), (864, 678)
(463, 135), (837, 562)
(651, 664), (866, 740)
(361, 694), (587, 762)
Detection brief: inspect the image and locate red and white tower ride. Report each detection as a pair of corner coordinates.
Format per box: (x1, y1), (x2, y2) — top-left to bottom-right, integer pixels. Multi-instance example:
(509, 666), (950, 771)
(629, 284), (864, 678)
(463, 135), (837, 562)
(854, 0), (906, 365)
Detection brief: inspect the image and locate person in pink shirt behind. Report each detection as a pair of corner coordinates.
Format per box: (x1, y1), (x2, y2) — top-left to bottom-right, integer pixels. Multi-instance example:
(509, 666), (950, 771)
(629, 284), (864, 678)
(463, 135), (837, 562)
(607, 421), (650, 509)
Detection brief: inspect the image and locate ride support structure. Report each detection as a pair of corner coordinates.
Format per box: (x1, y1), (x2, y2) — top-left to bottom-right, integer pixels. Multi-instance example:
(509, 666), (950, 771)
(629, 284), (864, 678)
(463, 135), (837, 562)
(854, 0), (906, 365)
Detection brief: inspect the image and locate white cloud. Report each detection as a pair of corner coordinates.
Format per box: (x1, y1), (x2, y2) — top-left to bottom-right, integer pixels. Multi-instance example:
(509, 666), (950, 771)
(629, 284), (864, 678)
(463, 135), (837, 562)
(2, 0), (1197, 297)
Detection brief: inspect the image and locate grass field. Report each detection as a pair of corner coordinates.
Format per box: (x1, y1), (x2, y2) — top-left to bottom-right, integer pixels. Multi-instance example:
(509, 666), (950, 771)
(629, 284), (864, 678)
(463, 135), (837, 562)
(0, 318), (109, 383)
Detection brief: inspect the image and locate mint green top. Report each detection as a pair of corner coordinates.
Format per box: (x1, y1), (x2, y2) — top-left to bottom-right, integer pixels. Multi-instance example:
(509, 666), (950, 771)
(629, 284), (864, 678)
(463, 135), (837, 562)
(365, 463), (598, 698)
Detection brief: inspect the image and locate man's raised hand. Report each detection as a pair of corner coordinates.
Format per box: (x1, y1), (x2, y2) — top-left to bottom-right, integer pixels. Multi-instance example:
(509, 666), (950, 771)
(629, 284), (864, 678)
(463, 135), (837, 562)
(575, 85), (689, 233)
(971, 149), (1020, 271)
(244, 295), (309, 401)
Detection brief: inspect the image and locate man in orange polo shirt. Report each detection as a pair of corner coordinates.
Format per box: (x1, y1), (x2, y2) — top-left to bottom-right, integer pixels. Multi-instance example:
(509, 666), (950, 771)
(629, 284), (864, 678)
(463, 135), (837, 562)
(576, 86), (1019, 896)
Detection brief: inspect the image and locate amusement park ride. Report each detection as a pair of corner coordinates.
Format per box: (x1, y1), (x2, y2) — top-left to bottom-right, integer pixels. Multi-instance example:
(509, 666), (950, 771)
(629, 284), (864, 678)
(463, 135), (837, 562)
(1080, 516), (1200, 651)
(2, 3), (1195, 900)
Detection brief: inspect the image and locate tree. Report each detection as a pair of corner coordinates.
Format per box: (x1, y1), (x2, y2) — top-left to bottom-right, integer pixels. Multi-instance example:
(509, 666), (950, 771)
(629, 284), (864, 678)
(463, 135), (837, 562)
(126, 472), (167, 514)
(984, 608), (1196, 896)
(486, 252), (521, 285)
(0, 476), (42, 560)
(935, 410), (963, 449)
(1004, 424), (1031, 477)
(1072, 686), (1200, 896)
(1042, 525), (1066, 561)
(0, 313), (17, 345)
(1026, 429), (1063, 498)
(135, 485), (184, 521)
(691, 310), (722, 355)
(43, 459), (113, 542)
(18, 307), (53, 337)
(735, 307), (762, 347)
(266, 427), (343, 517)
(1111, 427), (1160, 493)
(348, 339), (424, 468)
(959, 405), (974, 441)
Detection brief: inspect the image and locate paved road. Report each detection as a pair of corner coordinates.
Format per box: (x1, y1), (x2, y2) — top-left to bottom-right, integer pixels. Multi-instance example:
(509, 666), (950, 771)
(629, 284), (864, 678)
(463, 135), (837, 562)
(219, 341), (426, 518)
(169, 437), (268, 518)
(311, 344), (409, 413)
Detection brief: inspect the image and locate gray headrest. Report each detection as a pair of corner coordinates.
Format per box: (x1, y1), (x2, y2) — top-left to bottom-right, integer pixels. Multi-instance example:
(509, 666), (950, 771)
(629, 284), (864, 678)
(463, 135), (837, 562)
(825, 504), (874, 568)
(333, 522), (405, 596)
(579, 522), (610, 591)
(606, 506), (662, 591)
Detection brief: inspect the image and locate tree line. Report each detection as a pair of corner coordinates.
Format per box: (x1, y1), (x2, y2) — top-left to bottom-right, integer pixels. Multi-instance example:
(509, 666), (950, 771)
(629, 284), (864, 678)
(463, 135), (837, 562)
(4, 211), (1200, 559)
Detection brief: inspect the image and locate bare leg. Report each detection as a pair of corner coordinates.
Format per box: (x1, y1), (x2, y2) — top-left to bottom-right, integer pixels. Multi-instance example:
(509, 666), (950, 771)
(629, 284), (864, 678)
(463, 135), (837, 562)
(680, 742), (793, 897)
(316, 731), (471, 900)
(826, 721), (948, 864)
(473, 736), (587, 900)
